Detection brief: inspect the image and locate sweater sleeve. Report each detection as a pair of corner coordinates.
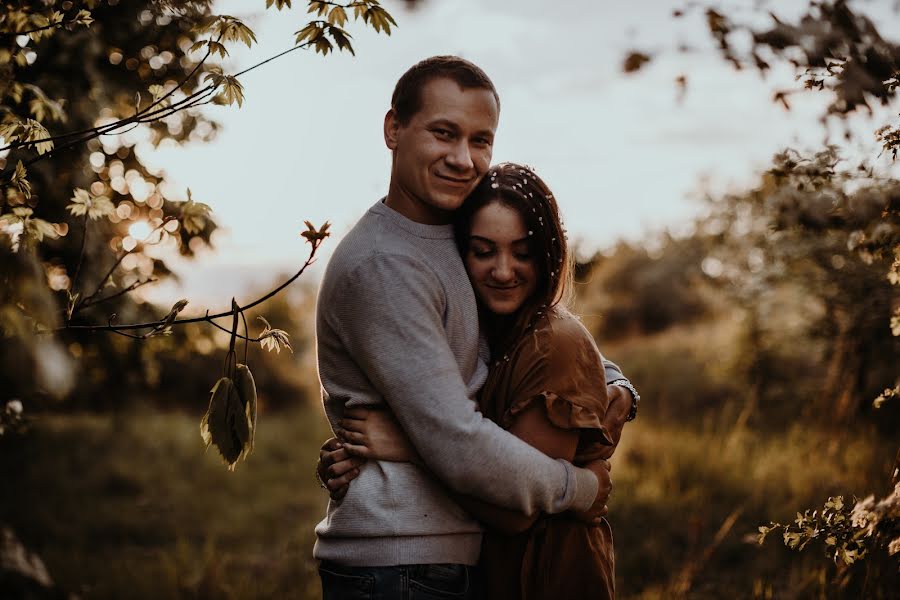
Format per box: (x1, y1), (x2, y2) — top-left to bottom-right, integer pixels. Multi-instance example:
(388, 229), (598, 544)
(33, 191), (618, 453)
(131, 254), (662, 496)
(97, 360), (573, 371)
(330, 252), (598, 516)
(603, 358), (625, 386)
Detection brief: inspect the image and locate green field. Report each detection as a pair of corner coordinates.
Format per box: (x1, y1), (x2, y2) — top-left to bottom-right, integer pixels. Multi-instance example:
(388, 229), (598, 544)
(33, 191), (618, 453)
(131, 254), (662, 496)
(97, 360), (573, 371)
(2, 406), (894, 598)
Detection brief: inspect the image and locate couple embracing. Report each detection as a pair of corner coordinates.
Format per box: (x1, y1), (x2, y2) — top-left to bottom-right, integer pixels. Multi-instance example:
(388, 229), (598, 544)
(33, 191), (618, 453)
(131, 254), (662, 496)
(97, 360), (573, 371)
(313, 56), (640, 600)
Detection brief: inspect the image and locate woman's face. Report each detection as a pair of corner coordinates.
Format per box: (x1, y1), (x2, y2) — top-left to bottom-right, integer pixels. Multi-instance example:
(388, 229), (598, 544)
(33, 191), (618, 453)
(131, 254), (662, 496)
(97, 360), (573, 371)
(464, 201), (538, 315)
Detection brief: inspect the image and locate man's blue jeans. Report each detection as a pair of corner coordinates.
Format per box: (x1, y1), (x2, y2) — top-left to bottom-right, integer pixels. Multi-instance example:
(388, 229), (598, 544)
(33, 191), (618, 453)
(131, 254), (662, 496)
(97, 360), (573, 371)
(318, 560), (483, 599)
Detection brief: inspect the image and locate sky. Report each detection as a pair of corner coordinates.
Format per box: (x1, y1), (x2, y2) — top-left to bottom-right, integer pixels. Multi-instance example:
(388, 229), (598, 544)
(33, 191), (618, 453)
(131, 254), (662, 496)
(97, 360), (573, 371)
(138, 0), (900, 307)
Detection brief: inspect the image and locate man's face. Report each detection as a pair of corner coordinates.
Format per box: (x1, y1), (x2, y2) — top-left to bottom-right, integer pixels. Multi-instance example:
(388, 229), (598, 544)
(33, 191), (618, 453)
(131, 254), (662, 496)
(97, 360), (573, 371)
(385, 77), (499, 225)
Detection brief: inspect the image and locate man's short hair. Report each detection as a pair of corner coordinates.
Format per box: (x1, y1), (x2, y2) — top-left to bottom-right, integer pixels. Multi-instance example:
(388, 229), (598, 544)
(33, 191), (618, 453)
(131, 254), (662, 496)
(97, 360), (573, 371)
(391, 55), (500, 125)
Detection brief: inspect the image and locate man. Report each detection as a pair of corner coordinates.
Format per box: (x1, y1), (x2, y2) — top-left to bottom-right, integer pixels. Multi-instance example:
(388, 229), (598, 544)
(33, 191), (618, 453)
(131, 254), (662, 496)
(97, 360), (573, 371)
(314, 56), (638, 599)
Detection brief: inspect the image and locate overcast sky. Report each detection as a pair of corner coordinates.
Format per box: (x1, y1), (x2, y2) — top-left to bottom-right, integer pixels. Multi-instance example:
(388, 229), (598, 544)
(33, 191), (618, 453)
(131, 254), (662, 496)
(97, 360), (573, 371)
(139, 0), (900, 306)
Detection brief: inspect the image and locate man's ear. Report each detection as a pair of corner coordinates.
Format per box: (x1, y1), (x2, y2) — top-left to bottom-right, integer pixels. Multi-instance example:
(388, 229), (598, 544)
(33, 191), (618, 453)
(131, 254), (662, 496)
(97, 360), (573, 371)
(384, 108), (400, 151)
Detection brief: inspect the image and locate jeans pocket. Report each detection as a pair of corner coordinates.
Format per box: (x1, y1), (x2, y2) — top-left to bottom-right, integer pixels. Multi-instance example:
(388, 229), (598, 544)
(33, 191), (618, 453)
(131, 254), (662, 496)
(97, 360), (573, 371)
(409, 564), (470, 599)
(319, 563), (375, 600)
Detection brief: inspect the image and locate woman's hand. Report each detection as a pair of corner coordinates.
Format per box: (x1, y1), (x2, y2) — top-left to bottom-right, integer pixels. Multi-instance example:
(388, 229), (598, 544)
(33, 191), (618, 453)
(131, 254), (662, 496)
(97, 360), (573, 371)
(318, 437), (366, 501)
(594, 384), (633, 460)
(336, 406), (421, 464)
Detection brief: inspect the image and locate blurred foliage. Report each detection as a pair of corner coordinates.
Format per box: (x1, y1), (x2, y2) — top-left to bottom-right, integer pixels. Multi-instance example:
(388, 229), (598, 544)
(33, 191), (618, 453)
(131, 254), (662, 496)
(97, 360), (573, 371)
(0, 1), (392, 409)
(0, 1), (392, 594)
(0, 0), (222, 407)
(608, 0), (900, 591)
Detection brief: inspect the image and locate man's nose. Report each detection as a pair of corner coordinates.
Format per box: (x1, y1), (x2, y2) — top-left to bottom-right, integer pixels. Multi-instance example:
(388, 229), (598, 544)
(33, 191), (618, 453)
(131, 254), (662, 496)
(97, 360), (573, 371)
(445, 140), (473, 171)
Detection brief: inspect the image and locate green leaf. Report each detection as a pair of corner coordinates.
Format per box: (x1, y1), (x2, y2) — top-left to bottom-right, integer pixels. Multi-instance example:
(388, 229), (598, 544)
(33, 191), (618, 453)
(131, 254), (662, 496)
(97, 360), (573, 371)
(314, 36), (333, 55)
(364, 5), (396, 35)
(200, 377), (250, 470)
(301, 219), (331, 244)
(180, 196), (212, 234)
(213, 16), (257, 48)
(74, 9), (94, 27)
(188, 40), (207, 54)
(329, 26), (355, 55)
(295, 22), (322, 46)
(25, 217), (59, 242)
(257, 316), (293, 354)
(66, 188), (114, 220)
(206, 40), (229, 58)
(308, 1), (329, 17)
(328, 6), (348, 27)
(234, 363), (258, 456)
(11, 161), (32, 199)
(24, 119), (53, 155)
(25, 86), (65, 124)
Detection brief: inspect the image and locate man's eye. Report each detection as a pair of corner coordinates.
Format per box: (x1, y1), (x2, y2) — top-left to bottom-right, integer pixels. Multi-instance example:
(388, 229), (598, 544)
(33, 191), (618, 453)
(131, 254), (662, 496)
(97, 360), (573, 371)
(433, 128), (452, 138)
(473, 137), (492, 146)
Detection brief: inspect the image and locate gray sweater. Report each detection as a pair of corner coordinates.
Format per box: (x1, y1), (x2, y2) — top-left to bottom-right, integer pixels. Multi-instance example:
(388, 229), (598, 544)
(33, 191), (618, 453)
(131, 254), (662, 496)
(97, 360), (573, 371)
(313, 200), (602, 566)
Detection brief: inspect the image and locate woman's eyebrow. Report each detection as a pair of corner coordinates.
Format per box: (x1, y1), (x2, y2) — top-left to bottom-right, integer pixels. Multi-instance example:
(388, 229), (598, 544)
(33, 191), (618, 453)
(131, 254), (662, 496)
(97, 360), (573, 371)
(470, 235), (531, 245)
(469, 235), (496, 245)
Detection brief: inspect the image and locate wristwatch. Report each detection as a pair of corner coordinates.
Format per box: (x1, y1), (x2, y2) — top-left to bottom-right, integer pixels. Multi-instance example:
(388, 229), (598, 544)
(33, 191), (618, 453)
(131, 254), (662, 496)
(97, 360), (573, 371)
(608, 379), (640, 421)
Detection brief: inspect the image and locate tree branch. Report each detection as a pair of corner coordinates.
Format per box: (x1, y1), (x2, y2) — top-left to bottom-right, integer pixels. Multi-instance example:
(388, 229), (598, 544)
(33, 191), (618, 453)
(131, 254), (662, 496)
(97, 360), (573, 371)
(0, 39), (311, 157)
(0, 14), (83, 38)
(79, 278), (158, 310)
(70, 211), (89, 292)
(0, 31), (219, 156)
(73, 216), (175, 315)
(53, 237), (324, 335)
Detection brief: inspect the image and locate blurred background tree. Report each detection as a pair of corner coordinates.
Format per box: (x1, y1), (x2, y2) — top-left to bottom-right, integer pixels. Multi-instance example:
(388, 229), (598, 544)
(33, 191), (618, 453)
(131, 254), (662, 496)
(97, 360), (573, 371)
(0, 1), (394, 595)
(1, 0), (898, 597)
(594, 0), (900, 594)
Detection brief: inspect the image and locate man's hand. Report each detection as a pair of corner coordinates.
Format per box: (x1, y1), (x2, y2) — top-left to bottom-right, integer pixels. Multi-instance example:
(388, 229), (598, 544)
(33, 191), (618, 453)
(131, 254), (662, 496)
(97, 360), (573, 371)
(317, 437), (366, 501)
(596, 384), (632, 460)
(570, 458), (612, 524)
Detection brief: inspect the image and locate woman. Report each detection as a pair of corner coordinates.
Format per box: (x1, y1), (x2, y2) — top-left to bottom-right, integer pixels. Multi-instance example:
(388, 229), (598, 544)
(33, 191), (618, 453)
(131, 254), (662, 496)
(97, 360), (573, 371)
(322, 163), (616, 599)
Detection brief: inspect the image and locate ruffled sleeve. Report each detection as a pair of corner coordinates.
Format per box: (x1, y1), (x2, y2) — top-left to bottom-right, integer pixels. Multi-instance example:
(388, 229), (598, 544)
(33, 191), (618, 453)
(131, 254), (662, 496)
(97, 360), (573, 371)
(500, 312), (613, 446)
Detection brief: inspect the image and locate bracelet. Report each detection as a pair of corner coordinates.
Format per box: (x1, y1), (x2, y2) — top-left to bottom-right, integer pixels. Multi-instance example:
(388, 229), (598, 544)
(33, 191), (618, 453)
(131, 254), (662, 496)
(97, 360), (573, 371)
(608, 379), (640, 421)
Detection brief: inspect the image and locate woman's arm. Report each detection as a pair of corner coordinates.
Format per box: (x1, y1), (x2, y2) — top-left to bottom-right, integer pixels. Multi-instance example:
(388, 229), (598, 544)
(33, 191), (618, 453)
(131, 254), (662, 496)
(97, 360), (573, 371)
(451, 401), (583, 534)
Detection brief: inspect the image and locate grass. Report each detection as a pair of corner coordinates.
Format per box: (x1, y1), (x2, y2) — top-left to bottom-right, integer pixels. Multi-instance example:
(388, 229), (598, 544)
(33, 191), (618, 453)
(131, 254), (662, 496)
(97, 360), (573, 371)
(608, 420), (896, 598)
(2, 404), (895, 598)
(1, 405), (332, 599)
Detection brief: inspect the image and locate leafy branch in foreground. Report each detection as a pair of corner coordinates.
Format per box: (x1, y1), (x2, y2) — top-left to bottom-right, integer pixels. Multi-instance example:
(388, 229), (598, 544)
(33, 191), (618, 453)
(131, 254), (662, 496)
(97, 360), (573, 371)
(55, 221), (329, 340)
(200, 301), (259, 470)
(758, 488), (900, 572)
(0, 2), (396, 466)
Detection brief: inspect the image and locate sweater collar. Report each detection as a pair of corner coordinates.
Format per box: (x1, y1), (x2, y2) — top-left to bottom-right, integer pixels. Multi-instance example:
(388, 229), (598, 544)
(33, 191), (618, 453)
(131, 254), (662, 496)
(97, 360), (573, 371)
(370, 199), (456, 240)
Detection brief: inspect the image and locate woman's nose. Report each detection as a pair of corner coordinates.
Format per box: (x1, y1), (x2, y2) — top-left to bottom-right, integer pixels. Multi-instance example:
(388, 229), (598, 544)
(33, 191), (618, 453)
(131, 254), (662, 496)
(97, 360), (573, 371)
(491, 256), (514, 282)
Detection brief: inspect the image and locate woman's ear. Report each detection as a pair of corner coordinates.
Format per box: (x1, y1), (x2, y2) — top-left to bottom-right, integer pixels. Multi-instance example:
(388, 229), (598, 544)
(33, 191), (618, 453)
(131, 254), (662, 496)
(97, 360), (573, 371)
(384, 108), (400, 151)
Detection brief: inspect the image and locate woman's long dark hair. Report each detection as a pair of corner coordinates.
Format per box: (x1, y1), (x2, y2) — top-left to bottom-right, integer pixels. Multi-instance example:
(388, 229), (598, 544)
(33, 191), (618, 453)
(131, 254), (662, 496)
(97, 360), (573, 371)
(454, 162), (573, 357)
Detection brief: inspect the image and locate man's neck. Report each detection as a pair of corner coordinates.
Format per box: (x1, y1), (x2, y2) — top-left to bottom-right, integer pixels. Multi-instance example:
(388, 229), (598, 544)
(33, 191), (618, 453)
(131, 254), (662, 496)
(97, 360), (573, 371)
(384, 183), (452, 226)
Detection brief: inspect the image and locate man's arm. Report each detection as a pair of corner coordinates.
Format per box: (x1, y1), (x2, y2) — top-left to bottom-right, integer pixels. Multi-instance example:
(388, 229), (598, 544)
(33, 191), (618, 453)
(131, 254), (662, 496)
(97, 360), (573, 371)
(328, 253), (598, 516)
(330, 406), (613, 533)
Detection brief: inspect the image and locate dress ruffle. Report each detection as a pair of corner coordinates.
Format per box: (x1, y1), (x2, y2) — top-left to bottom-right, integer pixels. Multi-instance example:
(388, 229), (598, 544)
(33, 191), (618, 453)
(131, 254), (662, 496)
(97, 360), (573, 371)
(505, 391), (613, 446)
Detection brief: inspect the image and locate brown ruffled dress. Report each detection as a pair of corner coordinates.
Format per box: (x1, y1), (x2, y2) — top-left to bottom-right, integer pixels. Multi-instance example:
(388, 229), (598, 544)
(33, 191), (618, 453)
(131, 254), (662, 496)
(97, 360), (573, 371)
(479, 308), (615, 600)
